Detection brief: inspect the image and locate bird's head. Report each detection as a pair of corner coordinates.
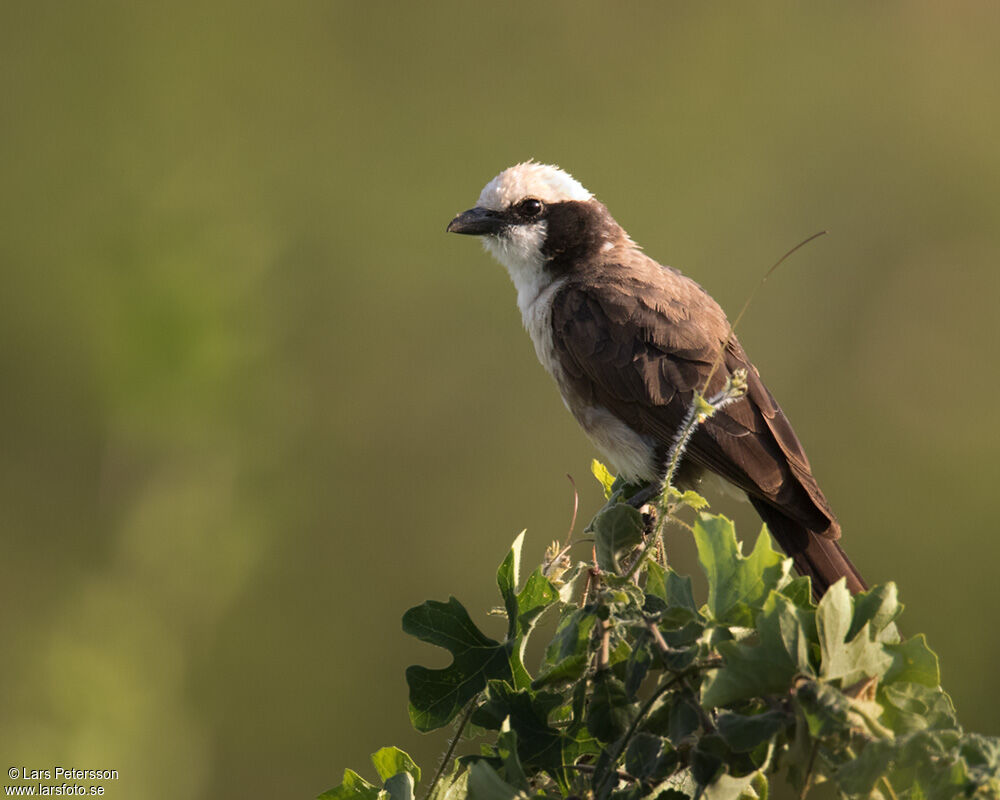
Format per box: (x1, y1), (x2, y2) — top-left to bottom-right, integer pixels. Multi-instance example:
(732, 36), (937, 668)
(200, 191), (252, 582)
(447, 162), (625, 294)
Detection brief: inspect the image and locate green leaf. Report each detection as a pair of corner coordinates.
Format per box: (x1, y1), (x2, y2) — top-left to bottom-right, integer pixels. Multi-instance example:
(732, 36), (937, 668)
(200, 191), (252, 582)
(466, 761), (527, 800)
(645, 560), (668, 603)
(817, 581), (892, 687)
(591, 459), (617, 499)
(675, 489), (710, 511)
(833, 739), (897, 796)
(515, 569), (558, 634)
(881, 682), (957, 733)
(779, 576), (813, 609)
(642, 693), (702, 743)
(497, 532), (525, 641)
(472, 681), (570, 785)
(717, 710), (789, 753)
(658, 564), (698, 616)
(590, 503), (646, 572)
(847, 582), (902, 643)
(371, 747), (421, 785)
(701, 592), (805, 708)
(403, 597), (512, 731)
(702, 770), (768, 800)
(650, 771), (697, 799)
(885, 634), (940, 687)
(695, 517), (791, 626)
(384, 773), (414, 800)
(534, 608), (597, 688)
(507, 566), (559, 689)
(815, 579), (851, 658)
(411, 535), (558, 718)
(426, 761), (468, 800)
(318, 769), (382, 800)
(775, 594), (816, 675)
(624, 638), (653, 699)
(495, 729), (529, 790)
(691, 739), (725, 787)
(625, 732), (678, 781)
(586, 672), (633, 742)
(795, 679), (890, 739)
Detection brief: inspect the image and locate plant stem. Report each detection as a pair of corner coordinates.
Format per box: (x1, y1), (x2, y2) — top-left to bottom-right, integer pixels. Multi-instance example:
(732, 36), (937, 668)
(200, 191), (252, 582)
(602, 660), (720, 785)
(881, 776), (900, 800)
(423, 699), (477, 800)
(560, 763), (637, 783)
(798, 740), (819, 800)
(624, 374), (747, 583)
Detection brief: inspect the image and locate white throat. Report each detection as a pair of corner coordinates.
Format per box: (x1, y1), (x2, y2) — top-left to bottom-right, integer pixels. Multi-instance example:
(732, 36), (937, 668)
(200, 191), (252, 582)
(482, 221), (553, 317)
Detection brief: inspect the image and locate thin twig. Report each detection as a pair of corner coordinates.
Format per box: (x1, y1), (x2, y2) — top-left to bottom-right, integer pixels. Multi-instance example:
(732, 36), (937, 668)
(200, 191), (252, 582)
(700, 231), (827, 396)
(560, 763), (637, 783)
(624, 375), (746, 583)
(798, 739), (819, 800)
(563, 473), (579, 551)
(596, 617), (611, 672)
(603, 660), (722, 783)
(644, 617), (672, 664)
(681, 674), (716, 733)
(422, 699), (478, 800)
(579, 568), (594, 607)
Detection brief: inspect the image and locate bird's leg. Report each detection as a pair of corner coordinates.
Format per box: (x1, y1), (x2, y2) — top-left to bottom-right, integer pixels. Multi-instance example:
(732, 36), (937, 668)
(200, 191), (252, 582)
(626, 482), (659, 508)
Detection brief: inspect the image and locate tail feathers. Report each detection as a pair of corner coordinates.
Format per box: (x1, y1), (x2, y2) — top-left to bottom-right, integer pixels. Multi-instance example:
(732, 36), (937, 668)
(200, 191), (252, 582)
(790, 535), (868, 599)
(748, 498), (867, 599)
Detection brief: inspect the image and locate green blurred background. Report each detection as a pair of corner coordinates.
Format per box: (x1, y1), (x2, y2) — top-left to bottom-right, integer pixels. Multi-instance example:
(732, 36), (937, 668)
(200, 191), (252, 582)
(2, 2), (998, 797)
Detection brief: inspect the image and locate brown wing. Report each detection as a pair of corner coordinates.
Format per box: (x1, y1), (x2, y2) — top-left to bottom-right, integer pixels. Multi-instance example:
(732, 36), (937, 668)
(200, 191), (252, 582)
(549, 264), (839, 539)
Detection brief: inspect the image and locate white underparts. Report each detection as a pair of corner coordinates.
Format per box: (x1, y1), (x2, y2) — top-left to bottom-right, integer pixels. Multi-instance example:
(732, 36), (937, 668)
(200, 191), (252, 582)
(470, 162), (748, 501)
(572, 405), (658, 483)
(484, 233), (659, 484)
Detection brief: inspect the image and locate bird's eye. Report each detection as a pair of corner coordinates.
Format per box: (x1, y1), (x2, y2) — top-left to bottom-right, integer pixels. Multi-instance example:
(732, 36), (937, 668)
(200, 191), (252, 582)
(516, 198), (544, 219)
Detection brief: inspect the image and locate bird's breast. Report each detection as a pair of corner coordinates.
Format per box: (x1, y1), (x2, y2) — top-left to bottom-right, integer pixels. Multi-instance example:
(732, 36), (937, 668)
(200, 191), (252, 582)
(519, 277), (569, 385)
(518, 279), (658, 483)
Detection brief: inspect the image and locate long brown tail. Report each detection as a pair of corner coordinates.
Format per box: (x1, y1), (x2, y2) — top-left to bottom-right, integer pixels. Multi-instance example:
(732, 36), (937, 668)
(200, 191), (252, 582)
(748, 498), (867, 599)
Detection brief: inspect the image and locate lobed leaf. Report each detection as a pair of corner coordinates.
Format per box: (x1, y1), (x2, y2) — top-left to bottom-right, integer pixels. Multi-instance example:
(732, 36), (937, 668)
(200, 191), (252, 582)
(426, 761), (469, 800)
(701, 592), (807, 708)
(403, 597), (512, 731)
(817, 581), (893, 688)
(318, 769), (382, 800)
(590, 503), (646, 573)
(884, 633), (940, 687)
(535, 607), (597, 687)
(586, 672), (633, 743)
(847, 582), (902, 643)
(497, 532), (525, 641)
(466, 762), (527, 800)
(625, 732), (678, 781)
(377, 521), (999, 800)
(881, 681), (957, 733)
(717, 710), (789, 753)
(695, 517), (791, 626)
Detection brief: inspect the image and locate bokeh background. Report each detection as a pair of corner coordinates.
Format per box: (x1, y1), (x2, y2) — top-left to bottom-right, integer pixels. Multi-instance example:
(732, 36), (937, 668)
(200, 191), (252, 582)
(2, 2), (999, 798)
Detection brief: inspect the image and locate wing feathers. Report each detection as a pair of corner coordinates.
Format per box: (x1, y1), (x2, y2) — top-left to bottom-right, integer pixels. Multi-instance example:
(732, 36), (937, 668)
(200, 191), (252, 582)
(548, 268), (838, 538)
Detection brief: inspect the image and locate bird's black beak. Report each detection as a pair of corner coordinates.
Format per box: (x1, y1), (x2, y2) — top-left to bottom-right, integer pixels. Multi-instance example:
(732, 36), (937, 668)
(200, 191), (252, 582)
(446, 207), (505, 236)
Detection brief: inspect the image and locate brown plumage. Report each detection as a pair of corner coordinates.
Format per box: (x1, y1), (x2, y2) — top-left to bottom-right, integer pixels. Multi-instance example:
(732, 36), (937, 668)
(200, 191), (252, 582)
(549, 263), (867, 597)
(448, 162), (866, 597)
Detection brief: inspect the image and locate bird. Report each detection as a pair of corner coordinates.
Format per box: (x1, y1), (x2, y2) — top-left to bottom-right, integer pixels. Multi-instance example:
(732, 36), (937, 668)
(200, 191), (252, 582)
(446, 161), (866, 597)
